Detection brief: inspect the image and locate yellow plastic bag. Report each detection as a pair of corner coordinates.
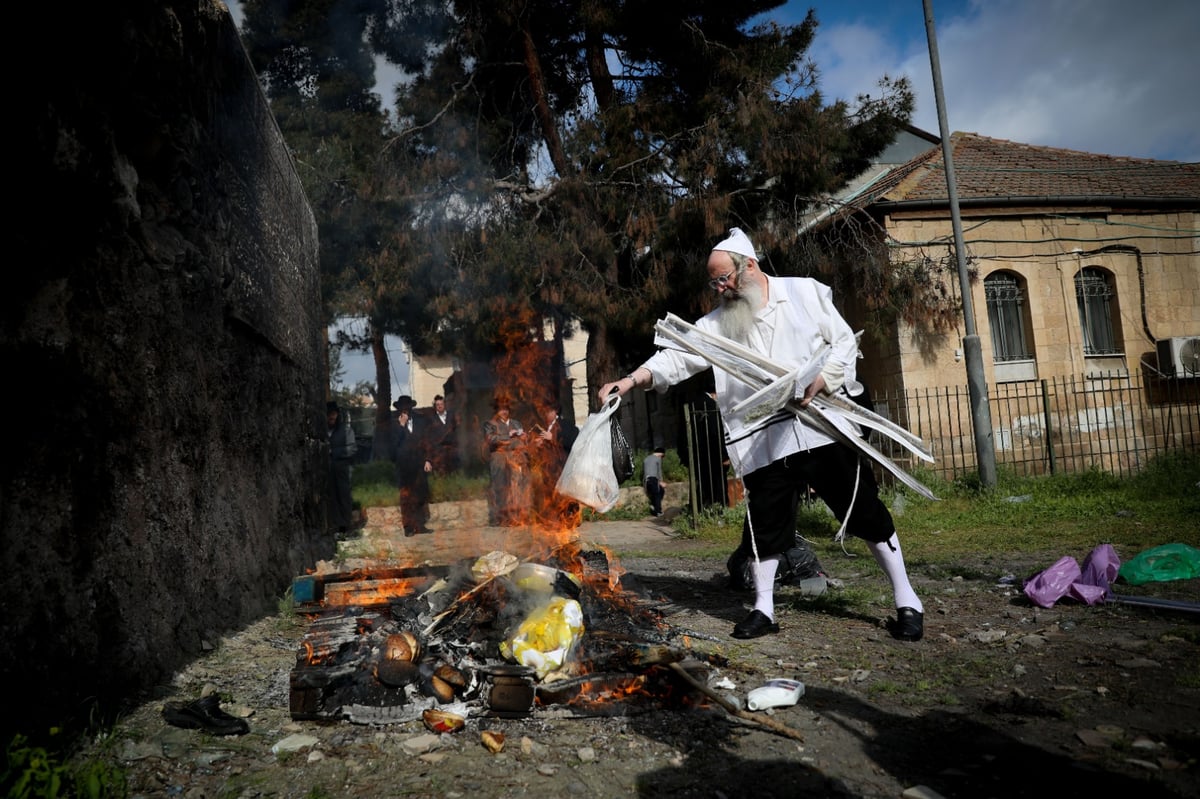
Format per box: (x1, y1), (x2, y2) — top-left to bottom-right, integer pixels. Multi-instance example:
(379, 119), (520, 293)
(499, 597), (584, 679)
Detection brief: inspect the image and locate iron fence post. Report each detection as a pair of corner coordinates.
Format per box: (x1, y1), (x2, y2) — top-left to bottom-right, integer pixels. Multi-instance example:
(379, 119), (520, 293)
(1041, 378), (1056, 474)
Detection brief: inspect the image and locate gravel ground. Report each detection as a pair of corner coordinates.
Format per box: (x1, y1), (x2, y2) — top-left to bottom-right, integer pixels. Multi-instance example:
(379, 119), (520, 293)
(75, 518), (1199, 799)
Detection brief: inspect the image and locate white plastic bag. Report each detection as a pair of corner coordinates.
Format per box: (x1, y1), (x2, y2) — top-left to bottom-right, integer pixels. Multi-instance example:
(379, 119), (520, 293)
(555, 394), (622, 512)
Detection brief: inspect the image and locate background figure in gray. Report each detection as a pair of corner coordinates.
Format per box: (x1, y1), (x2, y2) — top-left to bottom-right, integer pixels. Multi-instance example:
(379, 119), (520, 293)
(643, 446), (666, 516)
(326, 401), (357, 536)
(483, 395), (529, 526)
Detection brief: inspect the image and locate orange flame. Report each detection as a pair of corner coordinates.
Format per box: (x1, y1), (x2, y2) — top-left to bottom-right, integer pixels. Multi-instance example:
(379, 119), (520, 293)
(546, 674), (652, 710)
(322, 577), (423, 607)
(302, 640), (341, 666)
(484, 308), (588, 548)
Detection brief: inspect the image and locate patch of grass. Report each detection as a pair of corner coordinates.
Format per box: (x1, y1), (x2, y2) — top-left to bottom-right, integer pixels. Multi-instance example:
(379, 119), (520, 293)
(873, 452), (1200, 565)
(353, 481), (398, 510)
(866, 680), (906, 697)
(352, 460), (395, 489)
(1165, 625), (1200, 645)
(920, 562), (993, 582)
(4, 731), (126, 799)
(667, 451), (1197, 588)
(667, 505), (744, 543)
(582, 504), (648, 522)
(352, 462), (490, 508)
(429, 472), (490, 503)
(276, 586), (296, 618)
(801, 584), (877, 613)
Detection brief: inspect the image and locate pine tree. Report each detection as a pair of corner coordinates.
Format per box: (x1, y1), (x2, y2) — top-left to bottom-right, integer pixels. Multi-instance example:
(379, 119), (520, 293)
(384, 1), (913, 408)
(241, 1), (914, 418)
(240, 0), (420, 451)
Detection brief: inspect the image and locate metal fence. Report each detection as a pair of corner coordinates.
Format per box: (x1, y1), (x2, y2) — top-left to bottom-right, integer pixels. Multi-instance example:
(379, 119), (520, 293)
(870, 369), (1199, 482)
(677, 369), (1198, 504)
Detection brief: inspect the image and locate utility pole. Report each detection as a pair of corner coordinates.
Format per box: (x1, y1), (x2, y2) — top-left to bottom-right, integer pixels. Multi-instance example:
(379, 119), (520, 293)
(922, 0), (997, 487)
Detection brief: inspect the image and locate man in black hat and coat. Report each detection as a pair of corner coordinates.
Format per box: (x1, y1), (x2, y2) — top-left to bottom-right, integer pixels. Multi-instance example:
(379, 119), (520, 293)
(391, 395), (433, 536)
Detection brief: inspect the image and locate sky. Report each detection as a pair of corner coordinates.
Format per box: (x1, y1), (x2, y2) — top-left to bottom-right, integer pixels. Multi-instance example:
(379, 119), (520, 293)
(329, 316), (412, 397)
(224, 0), (1199, 391)
(229, 0), (1199, 163)
(781, 0), (1199, 163)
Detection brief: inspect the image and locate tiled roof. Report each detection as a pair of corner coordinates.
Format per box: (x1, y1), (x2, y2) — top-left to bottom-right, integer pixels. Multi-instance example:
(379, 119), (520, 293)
(851, 132), (1200, 209)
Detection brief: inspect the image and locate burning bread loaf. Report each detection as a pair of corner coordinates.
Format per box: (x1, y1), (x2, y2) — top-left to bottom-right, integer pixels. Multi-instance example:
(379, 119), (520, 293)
(383, 631), (421, 662)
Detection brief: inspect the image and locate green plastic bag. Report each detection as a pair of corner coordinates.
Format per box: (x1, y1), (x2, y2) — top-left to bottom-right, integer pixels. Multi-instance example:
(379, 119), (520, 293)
(1117, 543), (1200, 585)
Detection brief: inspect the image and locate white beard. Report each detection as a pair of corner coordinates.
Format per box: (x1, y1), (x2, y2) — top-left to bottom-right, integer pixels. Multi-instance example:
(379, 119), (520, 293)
(716, 278), (764, 343)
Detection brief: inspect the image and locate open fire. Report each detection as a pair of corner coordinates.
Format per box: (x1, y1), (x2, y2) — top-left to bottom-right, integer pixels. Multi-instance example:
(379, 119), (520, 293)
(289, 540), (717, 726)
(293, 325), (725, 726)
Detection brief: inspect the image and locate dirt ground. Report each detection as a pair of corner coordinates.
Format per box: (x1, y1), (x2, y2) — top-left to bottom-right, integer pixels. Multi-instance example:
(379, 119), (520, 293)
(79, 516), (1199, 799)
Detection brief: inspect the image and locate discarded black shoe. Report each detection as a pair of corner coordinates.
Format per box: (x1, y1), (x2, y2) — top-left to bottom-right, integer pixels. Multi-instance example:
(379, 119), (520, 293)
(731, 609), (780, 639)
(162, 695), (249, 736)
(886, 607), (924, 641)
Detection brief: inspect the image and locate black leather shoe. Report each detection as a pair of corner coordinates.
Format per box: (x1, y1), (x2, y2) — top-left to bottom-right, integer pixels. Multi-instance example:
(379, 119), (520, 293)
(162, 695), (249, 736)
(886, 607), (924, 641)
(731, 610), (780, 639)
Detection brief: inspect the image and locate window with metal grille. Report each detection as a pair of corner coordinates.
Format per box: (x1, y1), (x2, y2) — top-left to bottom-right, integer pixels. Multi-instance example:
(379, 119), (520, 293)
(1074, 267), (1120, 355)
(984, 272), (1031, 362)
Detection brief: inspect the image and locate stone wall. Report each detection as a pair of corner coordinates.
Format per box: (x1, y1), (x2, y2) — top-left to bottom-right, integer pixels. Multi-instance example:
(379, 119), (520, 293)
(2, 0), (329, 740)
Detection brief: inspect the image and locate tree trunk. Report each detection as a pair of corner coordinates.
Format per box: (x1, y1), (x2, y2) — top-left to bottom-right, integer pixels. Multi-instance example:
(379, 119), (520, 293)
(521, 23), (569, 176)
(584, 318), (620, 414)
(582, 1), (614, 112)
(371, 324), (394, 461)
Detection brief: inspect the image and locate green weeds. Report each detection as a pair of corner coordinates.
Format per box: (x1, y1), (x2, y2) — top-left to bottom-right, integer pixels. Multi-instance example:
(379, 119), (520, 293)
(3, 732), (126, 799)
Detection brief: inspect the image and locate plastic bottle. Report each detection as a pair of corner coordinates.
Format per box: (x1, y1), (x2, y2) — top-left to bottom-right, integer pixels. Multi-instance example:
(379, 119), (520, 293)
(745, 678), (805, 711)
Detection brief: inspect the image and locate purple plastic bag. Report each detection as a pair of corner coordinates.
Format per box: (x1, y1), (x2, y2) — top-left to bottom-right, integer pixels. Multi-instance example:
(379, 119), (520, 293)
(1024, 556), (1081, 608)
(1068, 582), (1108, 605)
(1071, 543), (1120, 604)
(1024, 545), (1122, 608)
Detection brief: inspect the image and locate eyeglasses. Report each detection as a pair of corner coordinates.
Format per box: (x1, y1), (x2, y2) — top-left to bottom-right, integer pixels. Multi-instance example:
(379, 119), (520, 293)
(708, 269), (737, 290)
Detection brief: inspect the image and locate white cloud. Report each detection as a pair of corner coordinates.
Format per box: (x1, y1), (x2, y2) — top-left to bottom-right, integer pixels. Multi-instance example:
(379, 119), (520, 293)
(806, 0), (1200, 161)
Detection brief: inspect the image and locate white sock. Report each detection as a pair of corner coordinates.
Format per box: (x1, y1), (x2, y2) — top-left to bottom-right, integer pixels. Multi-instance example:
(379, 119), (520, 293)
(868, 534), (923, 612)
(752, 556), (781, 620)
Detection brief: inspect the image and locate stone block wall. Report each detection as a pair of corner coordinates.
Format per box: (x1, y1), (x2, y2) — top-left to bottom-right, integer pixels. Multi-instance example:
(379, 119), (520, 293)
(2, 0), (329, 740)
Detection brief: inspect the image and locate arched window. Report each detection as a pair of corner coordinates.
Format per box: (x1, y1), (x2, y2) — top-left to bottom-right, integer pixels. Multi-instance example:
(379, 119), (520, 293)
(984, 271), (1032, 362)
(1074, 267), (1121, 355)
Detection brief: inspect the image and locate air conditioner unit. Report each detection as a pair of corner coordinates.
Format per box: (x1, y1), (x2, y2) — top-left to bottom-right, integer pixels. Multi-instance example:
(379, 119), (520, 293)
(1156, 336), (1200, 377)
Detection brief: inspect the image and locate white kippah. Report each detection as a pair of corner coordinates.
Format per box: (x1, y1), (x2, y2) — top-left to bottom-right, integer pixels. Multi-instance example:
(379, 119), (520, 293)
(711, 227), (758, 261)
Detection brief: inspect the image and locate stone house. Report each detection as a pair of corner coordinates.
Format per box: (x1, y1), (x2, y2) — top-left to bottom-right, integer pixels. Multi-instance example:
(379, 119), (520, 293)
(819, 132), (1199, 475)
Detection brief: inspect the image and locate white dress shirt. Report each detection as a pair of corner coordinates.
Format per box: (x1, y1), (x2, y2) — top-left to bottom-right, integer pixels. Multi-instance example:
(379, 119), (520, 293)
(640, 275), (860, 477)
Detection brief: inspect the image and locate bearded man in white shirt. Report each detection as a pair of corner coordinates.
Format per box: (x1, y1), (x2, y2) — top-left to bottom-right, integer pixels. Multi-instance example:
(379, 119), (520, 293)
(599, 228), (923, 642)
